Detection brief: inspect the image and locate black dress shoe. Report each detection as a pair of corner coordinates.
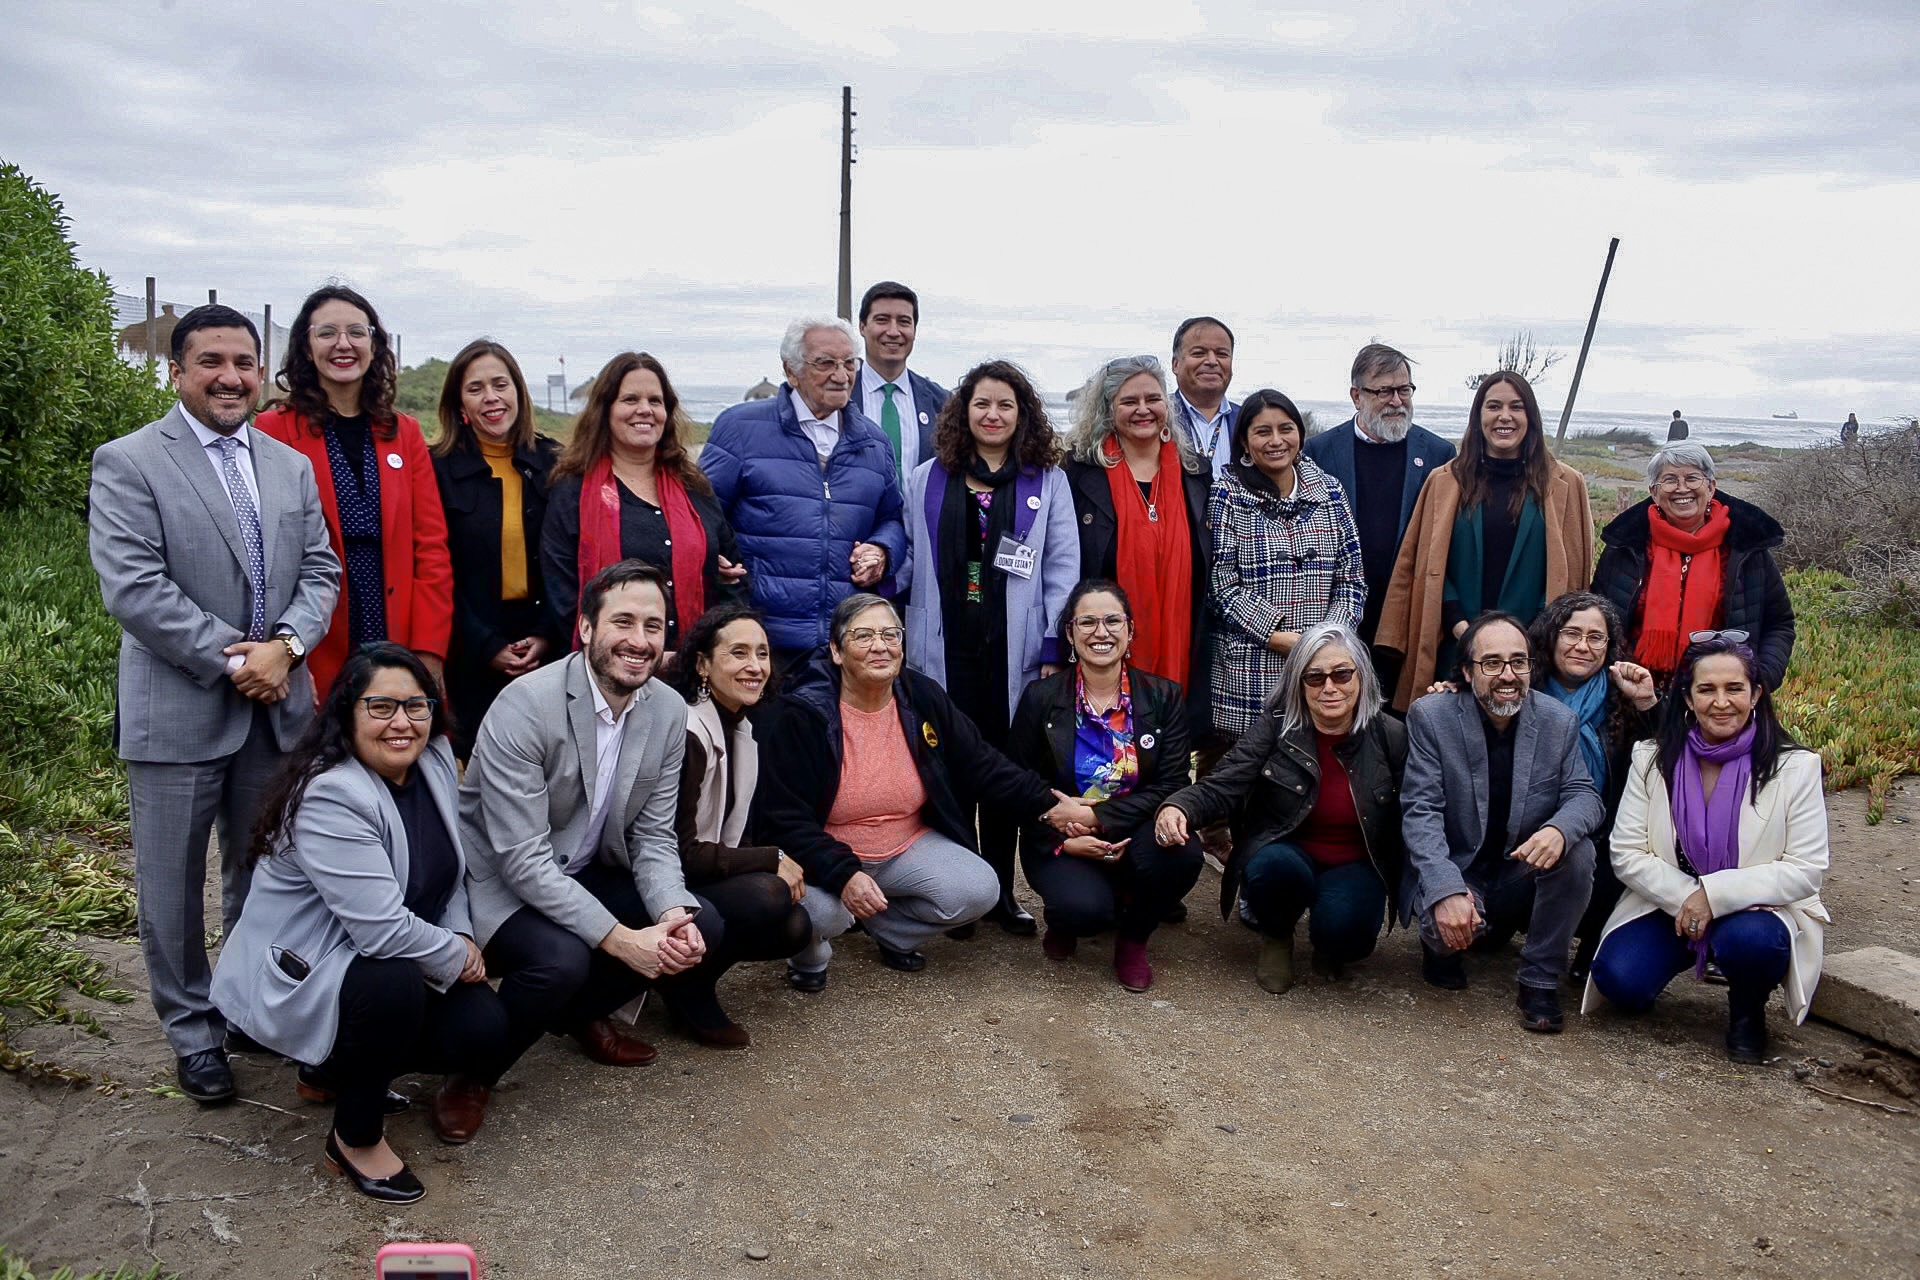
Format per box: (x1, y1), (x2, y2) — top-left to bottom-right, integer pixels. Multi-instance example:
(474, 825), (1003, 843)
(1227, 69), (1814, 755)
(1161, 901), (1189, 925)
(985, 892), (1038, 937)
(945, 922), (978, 941)
(1421, 945), (1468, 991)
(296, 1065), (412, 1115)
(1725, 993), (1769, 1065)
(786, 964), (829, 993)
(175, 1048), (235, 1104)
(323, 1130), (425, 1204)
(224, 1028), (278, 1057)
(875, 943), (927, 972)
(1516, 983), (1565, 1034)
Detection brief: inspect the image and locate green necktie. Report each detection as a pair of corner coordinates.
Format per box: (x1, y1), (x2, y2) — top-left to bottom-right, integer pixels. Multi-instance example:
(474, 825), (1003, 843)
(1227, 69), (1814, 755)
(881, 381), (904, 473)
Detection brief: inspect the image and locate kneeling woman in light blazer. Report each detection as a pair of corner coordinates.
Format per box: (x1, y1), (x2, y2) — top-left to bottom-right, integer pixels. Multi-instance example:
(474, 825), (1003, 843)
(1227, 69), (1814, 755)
(1582, 633), (1829, 1065)
(900, 359), (1079, 933)
(213, 643), (509, 1205)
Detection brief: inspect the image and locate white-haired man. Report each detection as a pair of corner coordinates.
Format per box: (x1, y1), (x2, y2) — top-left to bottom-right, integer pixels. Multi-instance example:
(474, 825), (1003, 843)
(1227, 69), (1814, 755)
(703, 317), (907, 668)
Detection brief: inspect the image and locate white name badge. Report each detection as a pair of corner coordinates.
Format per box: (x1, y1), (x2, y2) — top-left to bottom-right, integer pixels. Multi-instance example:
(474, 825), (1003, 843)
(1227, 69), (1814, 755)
(992, 535), (1037, 579)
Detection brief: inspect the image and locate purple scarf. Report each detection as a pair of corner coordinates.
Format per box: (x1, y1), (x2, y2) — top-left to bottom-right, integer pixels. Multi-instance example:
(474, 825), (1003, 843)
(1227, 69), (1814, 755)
(1671, 720), (1756, 972)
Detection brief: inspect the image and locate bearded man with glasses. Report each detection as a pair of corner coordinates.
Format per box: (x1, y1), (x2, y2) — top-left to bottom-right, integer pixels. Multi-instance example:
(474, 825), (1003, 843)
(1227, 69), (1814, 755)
(1301, 344), (1456, 664)
(1400, 612), (1604, 1033)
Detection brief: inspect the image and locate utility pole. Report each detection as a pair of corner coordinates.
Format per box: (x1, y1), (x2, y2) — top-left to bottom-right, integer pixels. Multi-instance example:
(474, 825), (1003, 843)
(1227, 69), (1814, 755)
(836, 85), (855, 321)
(262, 303), (273, 395)
(1556, 237), (1621, 442)
(144, 276), (157, 375)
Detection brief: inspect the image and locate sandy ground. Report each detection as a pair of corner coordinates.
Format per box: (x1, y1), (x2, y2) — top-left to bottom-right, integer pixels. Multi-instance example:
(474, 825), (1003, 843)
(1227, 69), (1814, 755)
(5, 778), (1916, 1279)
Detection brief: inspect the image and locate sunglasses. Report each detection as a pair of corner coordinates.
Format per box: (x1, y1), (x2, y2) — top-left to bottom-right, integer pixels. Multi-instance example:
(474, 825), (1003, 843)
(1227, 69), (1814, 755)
(1303, 666), (1358, 688)
(1689, 629), (1750, 644)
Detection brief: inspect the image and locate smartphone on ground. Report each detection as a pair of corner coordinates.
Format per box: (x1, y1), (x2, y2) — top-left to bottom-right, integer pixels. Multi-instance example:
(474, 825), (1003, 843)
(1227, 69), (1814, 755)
(375, 1243), (479, 1279)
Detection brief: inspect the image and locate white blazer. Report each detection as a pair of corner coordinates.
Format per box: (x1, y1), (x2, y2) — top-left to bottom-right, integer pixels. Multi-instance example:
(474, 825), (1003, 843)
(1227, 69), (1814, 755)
(1582, 741), (1830, 1023)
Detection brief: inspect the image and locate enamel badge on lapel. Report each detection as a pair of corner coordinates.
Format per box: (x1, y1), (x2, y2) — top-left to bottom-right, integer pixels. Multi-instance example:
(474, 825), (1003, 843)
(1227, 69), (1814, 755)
(922, 721), (939, 748)
(1026, 495), (1042, 510)
(1140, 733), (1155, 749)
(1414, 456), (1426, 467)
(386, 452), (403, 469)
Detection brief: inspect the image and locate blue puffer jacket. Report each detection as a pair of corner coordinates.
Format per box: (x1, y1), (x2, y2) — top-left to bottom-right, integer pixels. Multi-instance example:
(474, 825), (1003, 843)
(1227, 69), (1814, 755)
(703, 387), (908, 652)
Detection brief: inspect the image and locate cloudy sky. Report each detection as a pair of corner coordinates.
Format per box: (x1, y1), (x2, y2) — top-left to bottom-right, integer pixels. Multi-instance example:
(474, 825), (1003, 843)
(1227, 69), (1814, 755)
(6, 0), (1916, 421)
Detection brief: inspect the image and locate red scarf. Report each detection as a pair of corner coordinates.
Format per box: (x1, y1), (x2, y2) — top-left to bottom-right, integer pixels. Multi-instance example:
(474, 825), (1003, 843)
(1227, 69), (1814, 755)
(1636, 498), (1729, 677)
(1103, 435), (1193, 690)
(576, 455), (708, 646)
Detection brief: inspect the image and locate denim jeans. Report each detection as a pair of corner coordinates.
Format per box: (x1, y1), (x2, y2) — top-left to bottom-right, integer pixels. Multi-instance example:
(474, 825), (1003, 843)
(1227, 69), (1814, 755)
(1240, 841), (1387, 964)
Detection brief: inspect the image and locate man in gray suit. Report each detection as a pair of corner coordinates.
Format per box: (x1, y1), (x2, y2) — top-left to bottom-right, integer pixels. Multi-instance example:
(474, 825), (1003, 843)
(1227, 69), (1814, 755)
(453, 561), (705, 1131)
(1401, 612), (1603, 1033)
(88, 304), (340, 1102)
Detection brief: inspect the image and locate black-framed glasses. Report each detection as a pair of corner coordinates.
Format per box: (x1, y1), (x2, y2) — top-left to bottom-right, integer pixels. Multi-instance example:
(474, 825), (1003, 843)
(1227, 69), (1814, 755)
(1302, 666), (1358, 688)
(1358, 383), (1415, 401)
(359, 695), (436, 722)
(1473, 656), (1532, 676)
(311, 324), (375, 343)
(1689, 629), (1749, 645)
(844, 626), (905, 648)
(1071, 613), (1129, 634)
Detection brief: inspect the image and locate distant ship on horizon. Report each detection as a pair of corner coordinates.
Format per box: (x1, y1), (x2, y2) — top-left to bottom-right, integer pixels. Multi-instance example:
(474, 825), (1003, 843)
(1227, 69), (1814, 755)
(1771, 410), (1799, 419)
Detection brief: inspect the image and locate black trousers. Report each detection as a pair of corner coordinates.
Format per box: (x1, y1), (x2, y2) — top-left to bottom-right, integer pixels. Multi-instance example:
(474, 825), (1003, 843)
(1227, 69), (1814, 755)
(947, 647), (1019, 890)
(484, 862), (726, 1073)
(658, 871), (811, 1026)
(1020, 817), (1204, 943)
(317, 955), (511, 1148)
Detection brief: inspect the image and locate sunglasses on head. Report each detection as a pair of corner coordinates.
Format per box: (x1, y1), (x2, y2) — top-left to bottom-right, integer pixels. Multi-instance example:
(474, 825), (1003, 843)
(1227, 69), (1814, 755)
(1689, 629), (1750, 644)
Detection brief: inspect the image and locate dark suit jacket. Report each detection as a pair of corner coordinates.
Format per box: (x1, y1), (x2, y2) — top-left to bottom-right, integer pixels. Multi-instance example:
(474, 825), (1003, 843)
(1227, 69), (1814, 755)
(1300, 419), (1456, 547)
(906, 368), (949, 463)
(431, 433), (564, 665)
(88, 405), (341, 760)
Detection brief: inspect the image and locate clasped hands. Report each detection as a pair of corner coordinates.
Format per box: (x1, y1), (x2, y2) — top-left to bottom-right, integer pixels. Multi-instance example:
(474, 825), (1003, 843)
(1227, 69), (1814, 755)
(599, 907), (707, 979)
(223, 639), (292, 703)
(849, 543), (887, 587)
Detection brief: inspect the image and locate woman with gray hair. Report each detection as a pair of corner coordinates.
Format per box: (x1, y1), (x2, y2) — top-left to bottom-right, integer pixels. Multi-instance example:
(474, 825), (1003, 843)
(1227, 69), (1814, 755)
(1153, 622), (1408, 994)
(1063, 355), (1216, 737)
(1591, 442), (1796, 690)
(750, 594), (1086, 989)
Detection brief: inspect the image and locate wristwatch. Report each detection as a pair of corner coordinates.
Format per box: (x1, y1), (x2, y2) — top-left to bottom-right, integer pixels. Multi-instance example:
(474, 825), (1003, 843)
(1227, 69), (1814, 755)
(276, 630), (306, 666)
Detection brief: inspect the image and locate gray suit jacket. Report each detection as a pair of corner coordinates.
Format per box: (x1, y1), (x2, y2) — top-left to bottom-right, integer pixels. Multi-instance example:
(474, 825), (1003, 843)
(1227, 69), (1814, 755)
(89, 405), (340, 760)
(1399, 688), (1604, 918)
(210, 739), (471, 1065)
(460, 652), (694, 946)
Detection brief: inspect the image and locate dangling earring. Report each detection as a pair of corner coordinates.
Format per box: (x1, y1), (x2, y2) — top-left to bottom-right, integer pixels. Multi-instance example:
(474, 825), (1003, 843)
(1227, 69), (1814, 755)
(1240, 453), (1253, 467)
(1069, 649), (1079, 664)
(1159, 425), (1172, 442)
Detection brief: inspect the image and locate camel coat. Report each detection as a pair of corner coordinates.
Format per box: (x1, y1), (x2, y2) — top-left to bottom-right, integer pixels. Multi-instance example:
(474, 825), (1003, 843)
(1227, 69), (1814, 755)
(1582, 742), (1829, 1023)
(1374, 459), (1592, 710)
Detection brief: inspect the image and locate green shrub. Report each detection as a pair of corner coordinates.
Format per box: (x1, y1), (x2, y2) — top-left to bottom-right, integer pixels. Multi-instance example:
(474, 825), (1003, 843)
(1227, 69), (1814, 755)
(0, 1246), (175, 1280)
(0, 162), (173, 513)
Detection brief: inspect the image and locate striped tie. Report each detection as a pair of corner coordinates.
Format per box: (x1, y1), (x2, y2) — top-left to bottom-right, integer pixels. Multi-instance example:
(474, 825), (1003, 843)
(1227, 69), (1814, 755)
(217, 436), (268, 641)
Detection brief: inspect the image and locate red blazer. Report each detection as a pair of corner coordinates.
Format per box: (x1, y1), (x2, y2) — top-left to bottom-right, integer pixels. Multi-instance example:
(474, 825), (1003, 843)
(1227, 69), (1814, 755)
(254, 407), (454, 701)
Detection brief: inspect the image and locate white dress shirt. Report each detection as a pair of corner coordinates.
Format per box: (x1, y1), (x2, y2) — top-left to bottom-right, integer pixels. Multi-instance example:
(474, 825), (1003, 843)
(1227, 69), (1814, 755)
(1175, 391), (1237, 475)
(858, 366), (920, 475)
(788, 389), (842, 462)
(181, 406), (261, 513)
(566, 675), (636, 874)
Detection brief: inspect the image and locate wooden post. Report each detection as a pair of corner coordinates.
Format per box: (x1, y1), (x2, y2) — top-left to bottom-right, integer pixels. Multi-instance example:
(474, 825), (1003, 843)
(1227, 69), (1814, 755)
(145, 276), (157, 374)
(836, 85), (854, 321)
(208, 288), (218, 304)
(1556, 237), (1621, 442)
(262, 303), (274, 400)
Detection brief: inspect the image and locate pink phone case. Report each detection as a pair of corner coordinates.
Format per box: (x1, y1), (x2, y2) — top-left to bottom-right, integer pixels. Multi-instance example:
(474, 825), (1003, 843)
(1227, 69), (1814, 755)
(374, 1242), (479, 1279)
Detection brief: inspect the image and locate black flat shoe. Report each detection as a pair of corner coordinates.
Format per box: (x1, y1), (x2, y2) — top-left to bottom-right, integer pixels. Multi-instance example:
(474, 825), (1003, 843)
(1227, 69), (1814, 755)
(945, 922), (978, 941)
(1516, 983), (1565, 1034)
(323, 1131), (424, 1204)
(296, 1065), (411, 1115)
(175, 1048), (235, 1105)
(875, 943), (927, 972)
(985, 892), (1038, 937)
(786, 964), (829, 993)
(1421, 945), (1468, 991)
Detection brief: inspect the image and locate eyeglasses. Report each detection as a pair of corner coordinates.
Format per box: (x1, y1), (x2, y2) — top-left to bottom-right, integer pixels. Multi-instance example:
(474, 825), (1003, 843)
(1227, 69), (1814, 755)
(1302, 666), (1358, 688)
(1556, 627), (1609, 650)
(1689, 629), (1749, 644)
(1473, 656), (1532, 676)
(311, 324), (375, 343)
(1071, 614), (1129, 634)
(1654, 473), (1711, 491)
(1358, 383), (1415, 401)
(843, 626), (905, 648)
(359, 695), (436, 722)
(805, 356), (861, 374)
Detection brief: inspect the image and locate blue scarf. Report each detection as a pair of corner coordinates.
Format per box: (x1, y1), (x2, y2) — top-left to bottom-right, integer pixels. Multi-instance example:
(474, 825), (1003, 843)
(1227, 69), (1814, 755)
(1548, 672), (1609, 792)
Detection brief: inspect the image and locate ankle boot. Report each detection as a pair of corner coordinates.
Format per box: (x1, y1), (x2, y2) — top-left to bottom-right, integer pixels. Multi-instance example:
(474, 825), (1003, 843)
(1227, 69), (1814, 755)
(1725, 989), (1770, 1065)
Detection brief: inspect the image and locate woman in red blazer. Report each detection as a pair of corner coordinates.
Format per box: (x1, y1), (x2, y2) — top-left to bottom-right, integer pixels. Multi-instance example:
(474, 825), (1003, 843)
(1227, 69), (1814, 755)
(256, 285), (453, 702)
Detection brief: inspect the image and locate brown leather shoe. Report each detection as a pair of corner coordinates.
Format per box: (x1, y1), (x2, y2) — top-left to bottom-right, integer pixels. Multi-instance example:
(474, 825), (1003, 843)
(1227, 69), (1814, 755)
(685, 1019), (751, 1050)
(571, 1017), (660, 1066)
(431, 1076), (491, 1145)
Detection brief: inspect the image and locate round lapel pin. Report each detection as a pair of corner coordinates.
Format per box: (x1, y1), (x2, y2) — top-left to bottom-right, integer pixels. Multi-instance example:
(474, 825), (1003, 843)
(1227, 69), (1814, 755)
(386, 452), (403, 469)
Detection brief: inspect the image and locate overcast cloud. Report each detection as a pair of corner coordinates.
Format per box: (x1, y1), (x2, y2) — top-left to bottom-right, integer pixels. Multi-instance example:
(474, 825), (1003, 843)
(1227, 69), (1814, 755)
(4, 0), (1915, 421)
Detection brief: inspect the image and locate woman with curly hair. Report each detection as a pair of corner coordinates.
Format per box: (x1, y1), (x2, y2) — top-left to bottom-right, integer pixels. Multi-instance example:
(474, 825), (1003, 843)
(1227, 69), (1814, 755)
(540, 351), (746, 656)
(256, 285), (454, 702)
(898, 360), (1079, 933)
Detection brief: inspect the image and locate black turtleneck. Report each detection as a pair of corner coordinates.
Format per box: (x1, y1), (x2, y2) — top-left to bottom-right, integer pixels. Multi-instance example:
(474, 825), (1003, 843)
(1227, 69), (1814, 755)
(1478, 455), (1527, 615)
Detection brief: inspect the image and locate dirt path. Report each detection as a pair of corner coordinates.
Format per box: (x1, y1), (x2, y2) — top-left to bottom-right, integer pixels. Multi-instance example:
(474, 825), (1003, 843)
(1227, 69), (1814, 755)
(5, 784), (1916, 1279)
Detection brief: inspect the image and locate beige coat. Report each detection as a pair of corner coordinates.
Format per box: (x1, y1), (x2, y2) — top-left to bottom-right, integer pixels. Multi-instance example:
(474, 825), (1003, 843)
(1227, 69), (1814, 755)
(1374, 459), (1593, 710)
(1581, 742), (1830, 1023)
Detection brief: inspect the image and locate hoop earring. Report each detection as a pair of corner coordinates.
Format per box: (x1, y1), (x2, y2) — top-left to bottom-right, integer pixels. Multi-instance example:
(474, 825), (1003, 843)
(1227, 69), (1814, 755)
(1159, 425), (1172, 442)
(1239, 453), (1253, 467)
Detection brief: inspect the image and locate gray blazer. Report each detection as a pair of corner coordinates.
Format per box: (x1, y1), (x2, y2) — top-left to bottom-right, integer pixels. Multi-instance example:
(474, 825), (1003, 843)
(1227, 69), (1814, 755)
(210, 739), (471, 1066)
(89, 405), (340, 759)
(1399, 688), (1604, 919)
(460, 652), (695, 947)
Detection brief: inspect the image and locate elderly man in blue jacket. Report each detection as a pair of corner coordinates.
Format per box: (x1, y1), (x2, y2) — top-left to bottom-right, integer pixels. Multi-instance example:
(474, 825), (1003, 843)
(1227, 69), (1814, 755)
(704, 317), (908, 667)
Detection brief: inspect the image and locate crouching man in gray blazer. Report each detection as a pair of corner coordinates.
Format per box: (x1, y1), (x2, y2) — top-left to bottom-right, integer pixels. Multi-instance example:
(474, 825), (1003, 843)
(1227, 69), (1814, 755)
(457, 561), (707, 1128)
(1400, 612), (1604, 1033)
(89, 305), (340, 1103)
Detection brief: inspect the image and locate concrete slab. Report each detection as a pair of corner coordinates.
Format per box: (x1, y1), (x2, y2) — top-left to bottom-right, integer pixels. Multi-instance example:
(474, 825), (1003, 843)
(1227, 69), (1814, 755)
(1812, 945), (1920, 1057)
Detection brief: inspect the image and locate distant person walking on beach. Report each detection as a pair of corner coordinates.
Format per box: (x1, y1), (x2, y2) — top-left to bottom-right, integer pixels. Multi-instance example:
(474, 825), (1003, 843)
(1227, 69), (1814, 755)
(1667, 410), (1689, 442)
(1841, 413), (1860, 442)
(855, 281), (948, 484)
